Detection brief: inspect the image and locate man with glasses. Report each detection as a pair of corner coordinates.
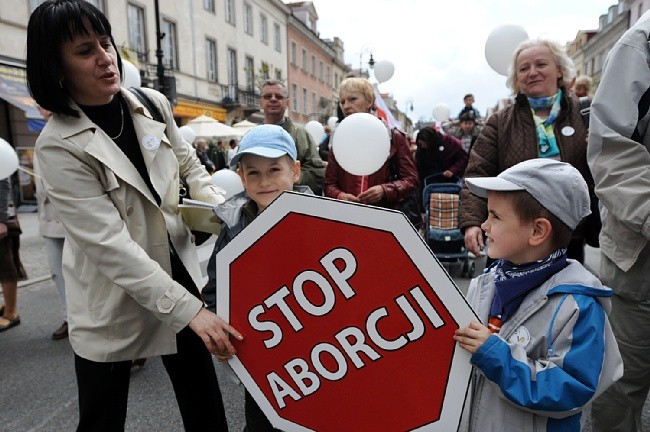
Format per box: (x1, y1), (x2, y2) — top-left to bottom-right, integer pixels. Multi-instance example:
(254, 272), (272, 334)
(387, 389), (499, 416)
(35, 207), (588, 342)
(260, 79), (325, 194)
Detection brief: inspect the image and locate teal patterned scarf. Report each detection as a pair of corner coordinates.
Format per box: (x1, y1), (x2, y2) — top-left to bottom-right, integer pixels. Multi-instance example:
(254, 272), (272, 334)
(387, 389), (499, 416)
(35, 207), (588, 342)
(528, 89), (563, 158)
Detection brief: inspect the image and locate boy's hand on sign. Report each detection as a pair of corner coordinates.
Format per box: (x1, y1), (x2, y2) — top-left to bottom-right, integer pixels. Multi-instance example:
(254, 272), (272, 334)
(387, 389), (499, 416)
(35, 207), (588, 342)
(454, 321), (492, 354)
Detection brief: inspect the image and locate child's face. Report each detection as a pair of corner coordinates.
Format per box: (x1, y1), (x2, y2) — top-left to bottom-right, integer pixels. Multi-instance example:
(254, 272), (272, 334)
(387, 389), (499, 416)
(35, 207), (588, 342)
(238, 154), (300, 211)
(481, 192), (536, 264)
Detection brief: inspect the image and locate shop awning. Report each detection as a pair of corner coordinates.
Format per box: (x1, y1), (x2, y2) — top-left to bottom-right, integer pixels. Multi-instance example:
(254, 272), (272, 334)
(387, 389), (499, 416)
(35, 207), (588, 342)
(0, 64), (45, 131)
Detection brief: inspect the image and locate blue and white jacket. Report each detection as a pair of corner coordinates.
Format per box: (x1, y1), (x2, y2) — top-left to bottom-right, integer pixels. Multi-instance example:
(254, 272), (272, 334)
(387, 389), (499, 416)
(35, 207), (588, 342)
(458, 261), (623, 432)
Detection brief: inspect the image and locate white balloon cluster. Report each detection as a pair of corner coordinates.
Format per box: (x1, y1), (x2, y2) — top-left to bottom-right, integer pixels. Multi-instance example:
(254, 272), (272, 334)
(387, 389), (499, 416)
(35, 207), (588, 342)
(373, 60), (395, 83)
(0, 138), (18, 179)
(432, 104), (451, 123)
(484, 25), (529, 76)
(179, 125), (196, 144)
(211, 169), (244, 200)
(331, 113), (390, 176)
(305, 121), (325, 144)
(122, 60), (142, 88)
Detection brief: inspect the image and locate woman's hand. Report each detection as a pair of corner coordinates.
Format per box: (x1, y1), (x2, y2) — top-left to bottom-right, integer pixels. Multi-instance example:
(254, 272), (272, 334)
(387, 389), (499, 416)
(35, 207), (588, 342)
(454, 321), (492, 354)
(464, 226), (484, 257)
(442, 170), (454, 178)
(337, 192), (360, 202)
(189, 308), (243, 361)
(357, 185), (385, 205)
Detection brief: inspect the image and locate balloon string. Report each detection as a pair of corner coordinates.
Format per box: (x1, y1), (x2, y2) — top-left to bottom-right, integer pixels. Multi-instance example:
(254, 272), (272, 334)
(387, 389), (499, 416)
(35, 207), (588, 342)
(17, 165), (41, 179)
(360, 175), (365, 193)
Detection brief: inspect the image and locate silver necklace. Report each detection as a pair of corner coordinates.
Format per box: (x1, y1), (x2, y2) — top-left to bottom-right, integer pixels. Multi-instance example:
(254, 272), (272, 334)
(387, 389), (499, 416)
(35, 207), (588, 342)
(108, 99), (124, 140)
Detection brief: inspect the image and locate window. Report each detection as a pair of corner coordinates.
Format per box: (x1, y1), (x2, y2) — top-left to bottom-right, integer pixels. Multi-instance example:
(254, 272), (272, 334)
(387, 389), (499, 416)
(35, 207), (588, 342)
(245, 56), (254, 91)
(128, 4), (147, 63)
(225, 0), (235, 25)
(162, 19), (178, 70)
(311, 55), (316, 76)
(260, 14), (268, 44)
(274, 23), (282, 52)
(290, 41), (297, 66)
(302, 48), (307, 71)
(326, 66), (331, 86)
(203, 0), (215, 13)
(319, 61), (323, 81)
(227, 48), (238, 85)
(312, 91), (317, 115)
(206, 39), (218, 82)
(292, 84), (298, 111)
(302, 88), (308, 115)
(86, 0), (104, 11)
(29, 0), (45, 12)
(275, 68), (282, 80)
(244, 3), (253, 35)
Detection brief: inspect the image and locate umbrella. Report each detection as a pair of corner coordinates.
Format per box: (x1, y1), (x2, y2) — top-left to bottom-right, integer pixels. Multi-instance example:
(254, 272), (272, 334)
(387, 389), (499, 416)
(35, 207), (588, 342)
(185, 115), (238, 138)
(232, 119), (258, 136)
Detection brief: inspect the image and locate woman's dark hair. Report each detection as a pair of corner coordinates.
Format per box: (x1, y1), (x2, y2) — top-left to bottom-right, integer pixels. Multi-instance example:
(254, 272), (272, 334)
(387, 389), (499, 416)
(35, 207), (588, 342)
(416, 126), (443, 148)
(26, 0), (123, 117)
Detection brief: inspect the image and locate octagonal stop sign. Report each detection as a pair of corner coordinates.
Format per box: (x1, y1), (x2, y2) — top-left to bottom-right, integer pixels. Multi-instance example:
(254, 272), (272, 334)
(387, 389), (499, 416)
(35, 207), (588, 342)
(217, 192), (477, 432)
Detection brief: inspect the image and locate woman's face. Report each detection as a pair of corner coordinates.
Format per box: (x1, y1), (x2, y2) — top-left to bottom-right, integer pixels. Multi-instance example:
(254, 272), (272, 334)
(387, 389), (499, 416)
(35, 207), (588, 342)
(339, 90), (373, 117)
(515, 45), (562, 98)
(60, 28), (121, 106)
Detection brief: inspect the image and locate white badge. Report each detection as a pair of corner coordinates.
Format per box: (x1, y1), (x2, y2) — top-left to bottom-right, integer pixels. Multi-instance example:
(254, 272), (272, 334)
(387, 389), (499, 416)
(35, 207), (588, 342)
(508, 326), (531, 347)
(561, 126), (575, 137)
(142, 134), (160, 151)
(439, 146), (445, 152)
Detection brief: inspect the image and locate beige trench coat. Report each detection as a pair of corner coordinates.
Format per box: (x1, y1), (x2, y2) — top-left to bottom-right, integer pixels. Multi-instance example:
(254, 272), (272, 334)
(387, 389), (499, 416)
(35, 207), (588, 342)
(36, 88), (224, 362)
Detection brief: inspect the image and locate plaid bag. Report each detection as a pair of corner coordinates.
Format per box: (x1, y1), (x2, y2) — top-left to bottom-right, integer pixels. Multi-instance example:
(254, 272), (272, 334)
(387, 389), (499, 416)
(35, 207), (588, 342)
(429, 193), (459, 229)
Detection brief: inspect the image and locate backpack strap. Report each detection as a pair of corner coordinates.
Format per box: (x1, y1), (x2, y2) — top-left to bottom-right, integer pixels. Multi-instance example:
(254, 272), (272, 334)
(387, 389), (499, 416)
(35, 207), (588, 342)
(130, 87), (165, 126)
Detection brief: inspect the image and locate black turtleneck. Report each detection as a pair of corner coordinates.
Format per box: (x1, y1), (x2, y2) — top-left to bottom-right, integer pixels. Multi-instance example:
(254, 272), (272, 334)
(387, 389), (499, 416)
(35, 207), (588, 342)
(79, 94), (160, 205)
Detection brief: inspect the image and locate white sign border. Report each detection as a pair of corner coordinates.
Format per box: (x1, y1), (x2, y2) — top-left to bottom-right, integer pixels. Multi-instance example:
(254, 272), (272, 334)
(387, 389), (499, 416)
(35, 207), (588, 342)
(216, 191), (477, 432)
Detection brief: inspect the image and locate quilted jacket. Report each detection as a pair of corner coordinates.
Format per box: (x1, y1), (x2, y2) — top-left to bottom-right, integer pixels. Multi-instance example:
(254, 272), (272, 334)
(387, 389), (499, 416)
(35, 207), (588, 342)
(460, 90), (593, 232)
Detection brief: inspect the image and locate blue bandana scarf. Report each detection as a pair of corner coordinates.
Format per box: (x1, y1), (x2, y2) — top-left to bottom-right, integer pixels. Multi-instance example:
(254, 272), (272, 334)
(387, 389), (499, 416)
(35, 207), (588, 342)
(489, 248), (568, 324)
(528, 89), (563, 158)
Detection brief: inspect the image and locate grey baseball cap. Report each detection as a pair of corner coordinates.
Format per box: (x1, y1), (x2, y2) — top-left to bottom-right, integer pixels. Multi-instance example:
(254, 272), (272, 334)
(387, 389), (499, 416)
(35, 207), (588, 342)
(465, 158), (591, 230)
(229, 124), (297, 167)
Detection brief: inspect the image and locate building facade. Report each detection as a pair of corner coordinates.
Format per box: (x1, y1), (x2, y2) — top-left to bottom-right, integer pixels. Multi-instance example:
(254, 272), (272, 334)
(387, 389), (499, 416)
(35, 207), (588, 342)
(0, 0), (352, 206)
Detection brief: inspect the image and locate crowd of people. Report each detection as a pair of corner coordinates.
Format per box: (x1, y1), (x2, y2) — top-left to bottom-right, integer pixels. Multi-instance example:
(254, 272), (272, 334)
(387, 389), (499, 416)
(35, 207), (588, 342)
(1, 0), (649, 431)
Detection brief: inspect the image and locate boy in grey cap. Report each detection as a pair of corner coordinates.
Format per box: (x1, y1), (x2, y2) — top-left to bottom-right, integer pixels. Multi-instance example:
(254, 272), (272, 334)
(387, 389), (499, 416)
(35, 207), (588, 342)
(203, 124), (310, 431)
(454, 158), (622, 432)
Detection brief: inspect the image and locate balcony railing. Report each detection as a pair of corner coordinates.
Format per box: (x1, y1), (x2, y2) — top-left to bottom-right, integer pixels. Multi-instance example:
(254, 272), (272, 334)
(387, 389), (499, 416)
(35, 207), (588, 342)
(219, 84), (260, 110)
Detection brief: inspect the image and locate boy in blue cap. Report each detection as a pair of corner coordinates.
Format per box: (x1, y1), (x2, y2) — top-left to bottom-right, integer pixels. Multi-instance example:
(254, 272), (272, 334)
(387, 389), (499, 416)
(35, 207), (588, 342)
(454, 159), (622, 432)
(203, 124), (309, 431)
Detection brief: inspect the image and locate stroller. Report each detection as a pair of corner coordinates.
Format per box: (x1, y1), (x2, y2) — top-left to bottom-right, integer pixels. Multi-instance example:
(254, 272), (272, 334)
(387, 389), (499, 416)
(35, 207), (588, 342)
(422, 174), (475, 278)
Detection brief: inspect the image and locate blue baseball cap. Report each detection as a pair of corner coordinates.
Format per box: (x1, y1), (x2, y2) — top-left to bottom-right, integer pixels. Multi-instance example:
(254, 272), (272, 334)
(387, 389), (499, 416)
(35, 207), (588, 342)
(229, 124), (297, 167)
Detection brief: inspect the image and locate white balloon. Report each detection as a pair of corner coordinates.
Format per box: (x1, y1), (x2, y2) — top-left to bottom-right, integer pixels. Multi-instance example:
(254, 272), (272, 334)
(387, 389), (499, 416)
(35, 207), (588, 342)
(305, 121), (325, 144)
(327, 116), (338, 130)
(179, 125), (196, 144)
(211, 169), (244, 200)
(373, 60), (395, 83)
(0, 138), (18, 179)
(332, 113), (390, 176)
(485, 25), (529, 76)
(432, 103), (451, 122)
(122, 60), (141, 88)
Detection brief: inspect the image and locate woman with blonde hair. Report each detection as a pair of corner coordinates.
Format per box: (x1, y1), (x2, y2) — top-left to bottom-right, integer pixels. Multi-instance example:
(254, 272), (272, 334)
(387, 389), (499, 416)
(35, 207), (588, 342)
(460, 38), (594, 264)
(324, 77), (419, 224)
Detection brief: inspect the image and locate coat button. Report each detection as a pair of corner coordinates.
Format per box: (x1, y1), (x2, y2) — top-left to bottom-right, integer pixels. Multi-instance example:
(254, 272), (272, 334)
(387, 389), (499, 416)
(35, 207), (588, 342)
(126, 206), (134, 216)
(160, 298), (173, 310)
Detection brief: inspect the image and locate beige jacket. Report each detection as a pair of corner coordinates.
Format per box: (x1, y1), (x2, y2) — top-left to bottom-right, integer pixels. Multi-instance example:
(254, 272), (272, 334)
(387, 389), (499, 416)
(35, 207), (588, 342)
(36, 88), (224, 362)
(34, 156), (65, 239)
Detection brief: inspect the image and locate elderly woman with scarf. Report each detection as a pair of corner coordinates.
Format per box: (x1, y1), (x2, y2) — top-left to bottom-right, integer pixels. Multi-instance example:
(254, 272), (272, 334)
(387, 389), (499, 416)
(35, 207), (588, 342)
(460, 38), (593, 264)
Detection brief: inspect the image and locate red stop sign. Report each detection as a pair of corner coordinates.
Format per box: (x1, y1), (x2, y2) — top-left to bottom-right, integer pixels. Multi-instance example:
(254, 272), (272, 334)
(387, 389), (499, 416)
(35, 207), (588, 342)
(217, 192), (476, 432)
